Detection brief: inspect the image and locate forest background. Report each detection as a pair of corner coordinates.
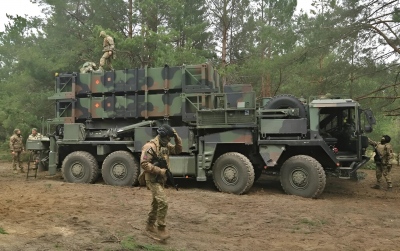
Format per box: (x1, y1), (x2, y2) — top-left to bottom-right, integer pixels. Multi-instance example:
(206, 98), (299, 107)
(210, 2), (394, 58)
(0, 0), (399, 158)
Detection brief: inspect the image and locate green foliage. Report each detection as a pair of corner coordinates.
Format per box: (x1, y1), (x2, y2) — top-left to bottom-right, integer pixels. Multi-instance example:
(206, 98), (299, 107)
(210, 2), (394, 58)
(0, 227), (8, 234)
(0, 0), (399, 145)
(120, 236), (177, 251)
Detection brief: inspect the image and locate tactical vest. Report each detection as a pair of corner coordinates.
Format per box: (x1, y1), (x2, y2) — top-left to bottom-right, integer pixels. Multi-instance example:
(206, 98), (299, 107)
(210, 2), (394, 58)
(144, 137), (170, 183)
(10, 135), (24, 151)
(376, 143), (391, 164)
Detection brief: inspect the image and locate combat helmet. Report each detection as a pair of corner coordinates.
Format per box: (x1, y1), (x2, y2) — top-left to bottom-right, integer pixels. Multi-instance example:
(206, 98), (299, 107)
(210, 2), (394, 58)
(157, 124), (174, 138)
(382, 135), (391, 143)
(99, 31), (107, 37)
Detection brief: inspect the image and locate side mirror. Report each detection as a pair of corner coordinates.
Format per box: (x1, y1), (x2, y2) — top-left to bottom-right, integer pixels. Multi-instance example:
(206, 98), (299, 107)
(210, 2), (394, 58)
(363, 109), (376, 125)
(364, 125), (373, 133)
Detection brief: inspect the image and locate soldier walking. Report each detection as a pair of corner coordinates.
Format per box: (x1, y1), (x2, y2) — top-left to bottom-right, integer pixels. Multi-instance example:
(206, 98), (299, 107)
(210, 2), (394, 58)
(369, 135), (394, 190)
(10, 129), (25, 174)
(140, 124), (182, 241)
(98, 31), (115, 71)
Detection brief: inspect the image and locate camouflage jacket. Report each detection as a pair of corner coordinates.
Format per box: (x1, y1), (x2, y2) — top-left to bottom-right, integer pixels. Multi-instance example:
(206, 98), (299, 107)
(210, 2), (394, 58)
(10, 134), (24, 152)
(140, 135), (182, 183)
(369, 138), (394, 165)
(80, 62), (96, 73)
(28, 133), (42, 140)
(103, 35), (115, 52)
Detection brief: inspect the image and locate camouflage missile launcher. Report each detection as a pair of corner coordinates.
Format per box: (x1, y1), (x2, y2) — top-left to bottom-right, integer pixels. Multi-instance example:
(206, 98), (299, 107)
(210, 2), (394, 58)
(32, 63), (375, 199)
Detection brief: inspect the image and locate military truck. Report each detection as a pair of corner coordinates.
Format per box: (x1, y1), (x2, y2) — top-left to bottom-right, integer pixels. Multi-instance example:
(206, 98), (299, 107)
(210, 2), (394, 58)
(26, 63), (376, 198)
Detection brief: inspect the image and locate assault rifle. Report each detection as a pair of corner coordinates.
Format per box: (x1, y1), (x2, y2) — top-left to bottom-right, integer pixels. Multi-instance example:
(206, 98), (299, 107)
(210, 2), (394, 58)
(148, 148), (178, 191)
(374, 148), (382, 163)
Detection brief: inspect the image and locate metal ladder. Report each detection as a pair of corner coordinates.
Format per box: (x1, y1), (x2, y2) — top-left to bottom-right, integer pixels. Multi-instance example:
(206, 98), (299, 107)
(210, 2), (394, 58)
(26, 151), (39, 179)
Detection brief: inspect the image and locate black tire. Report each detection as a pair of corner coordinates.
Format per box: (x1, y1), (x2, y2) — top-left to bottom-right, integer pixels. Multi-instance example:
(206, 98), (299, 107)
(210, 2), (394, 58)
(254, 167), (263, 182)
(264, 94), (307, 118)
(212, 152), (255, 195)
(101, 151), (139, 186)
(280, 155), (326, 198)
(62, 151), (99, 184)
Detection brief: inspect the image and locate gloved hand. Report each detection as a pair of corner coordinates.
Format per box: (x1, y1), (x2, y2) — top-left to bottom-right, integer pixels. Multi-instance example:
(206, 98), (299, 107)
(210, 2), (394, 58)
(172, 129), (178, 138)
(159, 168), (167, 177)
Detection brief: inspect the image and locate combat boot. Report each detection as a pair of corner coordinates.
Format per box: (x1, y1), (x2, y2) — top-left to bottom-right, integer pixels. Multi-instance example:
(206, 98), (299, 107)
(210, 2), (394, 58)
(157, 226), (170, 240)
(371, 184), (380, 189)
(145, 223), (159, 240)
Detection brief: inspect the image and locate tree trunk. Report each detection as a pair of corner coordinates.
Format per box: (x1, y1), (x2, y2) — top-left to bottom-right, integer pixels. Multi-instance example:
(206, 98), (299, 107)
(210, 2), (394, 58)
(128, 0), (132, 38)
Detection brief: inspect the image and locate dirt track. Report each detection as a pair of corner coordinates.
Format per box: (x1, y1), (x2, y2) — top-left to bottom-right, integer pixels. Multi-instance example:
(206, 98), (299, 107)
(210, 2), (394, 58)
(1, 161), (400, 251)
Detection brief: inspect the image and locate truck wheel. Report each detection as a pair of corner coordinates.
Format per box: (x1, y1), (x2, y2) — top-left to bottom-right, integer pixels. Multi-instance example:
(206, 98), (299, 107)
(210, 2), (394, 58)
(254, 167), (263, 182)
(62, 151), (99, 184)
(264, 94), (307, 118)
(280, 155), (326, 198)
(212, 152), (255, 195)
(101, 151), (139, 186)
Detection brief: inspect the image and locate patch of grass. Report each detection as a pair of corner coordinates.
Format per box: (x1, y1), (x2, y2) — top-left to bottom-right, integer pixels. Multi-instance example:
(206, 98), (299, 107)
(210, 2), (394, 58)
(0, 227), (8, 234)
(121, 236), (184, 251)
(45, 183), (52, 189)
(361, 162), (376, 170)
(121, 236), (174, 251)
(54, 242), (62, 249)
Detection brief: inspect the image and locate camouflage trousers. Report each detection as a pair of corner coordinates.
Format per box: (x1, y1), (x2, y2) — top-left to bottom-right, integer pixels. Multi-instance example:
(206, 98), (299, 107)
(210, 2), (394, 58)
(12, 151), (23, 170)
(31, 151), (40, 169)
(99, 51), (113, 70)
(146, 181), (168, 227)
(375, 163), (392, 188)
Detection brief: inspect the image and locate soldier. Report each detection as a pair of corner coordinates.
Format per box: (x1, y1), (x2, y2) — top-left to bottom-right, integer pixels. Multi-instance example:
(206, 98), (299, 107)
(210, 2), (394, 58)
(28, 128), (42, 140)
(140, 124), (182, 241)
(28, 128), (42, 170)
(9, 129), (25, 174)
(80, 61), (97, 73)
(98, 31), (115, 71)
(369, 135), (394, 190)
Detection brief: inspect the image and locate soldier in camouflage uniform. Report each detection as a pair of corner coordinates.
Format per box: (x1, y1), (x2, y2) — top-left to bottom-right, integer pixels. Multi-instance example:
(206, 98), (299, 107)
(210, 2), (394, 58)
(9, 129), (25, 174)
(369, 135), (394, 190)
(28, 128), (42, 170)
(80, 62), (97, 73)
(140, 124), (182, 241)
(98, 31), (115, 71)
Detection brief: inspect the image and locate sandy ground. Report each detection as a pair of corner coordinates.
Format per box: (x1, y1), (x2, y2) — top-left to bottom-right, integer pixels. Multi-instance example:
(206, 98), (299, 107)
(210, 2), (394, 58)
(1, 161), (400, 251)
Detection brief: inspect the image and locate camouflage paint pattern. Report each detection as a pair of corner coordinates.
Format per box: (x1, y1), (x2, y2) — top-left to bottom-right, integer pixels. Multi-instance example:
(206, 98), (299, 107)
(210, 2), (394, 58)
(52, 63), (222, 123)
(134, 127), (192, 153)
(223, 84), (253, 93)
(48, 61), (375, 188)
(259, 119), (308, 135)
(259, 145), (285, 167)
(203, 129), (253, 145)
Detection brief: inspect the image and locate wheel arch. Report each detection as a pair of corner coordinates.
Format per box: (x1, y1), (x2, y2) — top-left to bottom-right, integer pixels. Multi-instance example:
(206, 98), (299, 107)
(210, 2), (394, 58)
(275, 145), (338, 171)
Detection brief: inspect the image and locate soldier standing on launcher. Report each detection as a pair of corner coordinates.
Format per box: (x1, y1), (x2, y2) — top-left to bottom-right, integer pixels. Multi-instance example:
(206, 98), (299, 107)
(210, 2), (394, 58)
(140, 124), (182, 241)
(369, 135), (394, 190)
(10, 129), (25, 174)
(98, 31), (115, 71)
